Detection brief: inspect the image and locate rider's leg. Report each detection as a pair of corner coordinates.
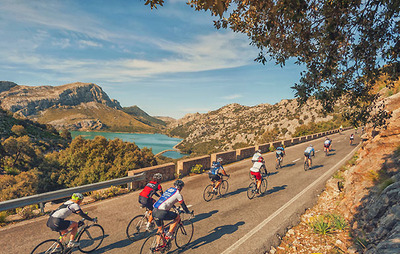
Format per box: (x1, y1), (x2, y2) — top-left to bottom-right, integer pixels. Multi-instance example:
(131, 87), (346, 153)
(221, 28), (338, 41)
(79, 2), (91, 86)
(257, 179), (261, 190)
(68, 222), (78, 241)
(168, 214), (181, 235)
(215, 179), (222, 189)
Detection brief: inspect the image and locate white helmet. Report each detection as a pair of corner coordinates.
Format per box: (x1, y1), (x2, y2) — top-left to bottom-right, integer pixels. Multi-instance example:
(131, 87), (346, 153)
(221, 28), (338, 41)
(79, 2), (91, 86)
(309, 144), (313, 147)
(217, 158), (223, 163)
(153, 173), (162, 180)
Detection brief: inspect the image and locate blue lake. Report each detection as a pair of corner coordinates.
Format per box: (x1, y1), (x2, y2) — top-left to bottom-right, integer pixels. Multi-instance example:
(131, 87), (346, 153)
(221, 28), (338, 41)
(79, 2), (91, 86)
(70, 131), (185, 159)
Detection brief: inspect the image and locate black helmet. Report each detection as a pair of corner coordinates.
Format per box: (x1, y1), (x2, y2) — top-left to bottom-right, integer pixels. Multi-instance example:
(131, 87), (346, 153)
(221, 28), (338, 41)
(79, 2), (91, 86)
(174, 180), (185, 188)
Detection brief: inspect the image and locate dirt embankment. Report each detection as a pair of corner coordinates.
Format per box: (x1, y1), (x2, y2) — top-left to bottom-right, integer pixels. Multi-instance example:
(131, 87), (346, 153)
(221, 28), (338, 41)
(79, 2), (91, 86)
(270, 92), (400, 254)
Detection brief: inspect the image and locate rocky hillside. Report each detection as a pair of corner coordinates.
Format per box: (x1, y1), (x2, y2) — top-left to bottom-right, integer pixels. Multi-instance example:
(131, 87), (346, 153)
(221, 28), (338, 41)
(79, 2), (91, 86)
(0, 82), (157, 132)
(271, 91), (400, 254)
(122, 105), (166, 128)
(167, 98), (345, 154)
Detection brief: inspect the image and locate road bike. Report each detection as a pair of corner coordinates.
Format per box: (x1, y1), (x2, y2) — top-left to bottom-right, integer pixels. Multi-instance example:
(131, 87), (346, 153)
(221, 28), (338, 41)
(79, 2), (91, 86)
(324, 146), (329, 156)
(140, 207), (194, 254)
(31, 218), (104, 254)
(275, 156), (283, 169)
(203, 175), (229, 202)
(126, 206), (157, 241)
(247, 173), (268, 199)
(304, 156), (313, 171)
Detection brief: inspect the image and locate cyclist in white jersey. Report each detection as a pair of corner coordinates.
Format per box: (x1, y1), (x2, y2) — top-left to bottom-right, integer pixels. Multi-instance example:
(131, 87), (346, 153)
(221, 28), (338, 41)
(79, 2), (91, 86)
(47, 193), (96, 248)
(152, 180), (192, 240)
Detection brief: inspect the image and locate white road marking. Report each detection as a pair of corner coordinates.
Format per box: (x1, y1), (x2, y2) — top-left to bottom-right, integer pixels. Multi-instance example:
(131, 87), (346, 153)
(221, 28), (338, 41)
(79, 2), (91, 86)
(316, 150), (320, 152)
(221, 144), (360, 254)
(292, 158), (300, 162)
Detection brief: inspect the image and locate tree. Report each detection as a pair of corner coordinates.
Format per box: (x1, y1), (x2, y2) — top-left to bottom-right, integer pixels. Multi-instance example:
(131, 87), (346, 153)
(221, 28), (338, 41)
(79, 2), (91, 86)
(147, 0), (399, 127)
(11, 125), (26, 136)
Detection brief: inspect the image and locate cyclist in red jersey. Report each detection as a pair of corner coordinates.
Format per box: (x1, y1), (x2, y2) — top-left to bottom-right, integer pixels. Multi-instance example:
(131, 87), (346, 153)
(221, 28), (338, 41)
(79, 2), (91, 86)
(138, 173), (163, 230)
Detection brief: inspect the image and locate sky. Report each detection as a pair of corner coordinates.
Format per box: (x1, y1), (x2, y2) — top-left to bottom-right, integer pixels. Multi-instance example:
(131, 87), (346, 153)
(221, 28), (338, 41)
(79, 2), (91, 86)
(0, 0), (304, 119)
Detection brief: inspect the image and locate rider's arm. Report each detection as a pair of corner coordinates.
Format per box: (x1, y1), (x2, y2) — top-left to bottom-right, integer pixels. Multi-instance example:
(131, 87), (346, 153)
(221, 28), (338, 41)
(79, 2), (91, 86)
(76, 209), (95, 221)
(179, 200), (191, 214)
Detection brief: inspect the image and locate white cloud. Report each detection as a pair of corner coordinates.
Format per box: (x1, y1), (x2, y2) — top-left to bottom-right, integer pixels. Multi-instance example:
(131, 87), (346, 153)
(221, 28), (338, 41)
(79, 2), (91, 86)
(78, 40), (103, 48)
(222, 94), (243, 100)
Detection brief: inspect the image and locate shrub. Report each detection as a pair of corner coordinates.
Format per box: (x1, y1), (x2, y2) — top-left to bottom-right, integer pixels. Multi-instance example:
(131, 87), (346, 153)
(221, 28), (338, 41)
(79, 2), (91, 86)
(16, 205), (37, 219)
(309, 215), (332, 235)
(0, 211), (7, 224)
(90, 186), (128, 201)
(328, 214), (348, 231)
(191, 164), (204, 174)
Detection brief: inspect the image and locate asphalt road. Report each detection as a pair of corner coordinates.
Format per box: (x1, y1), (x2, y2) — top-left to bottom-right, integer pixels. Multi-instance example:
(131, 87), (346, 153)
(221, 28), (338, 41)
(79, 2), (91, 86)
(0, 129), (361, 254)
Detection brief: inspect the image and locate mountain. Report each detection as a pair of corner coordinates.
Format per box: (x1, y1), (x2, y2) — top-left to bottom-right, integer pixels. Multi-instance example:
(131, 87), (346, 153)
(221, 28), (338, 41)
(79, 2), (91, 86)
(0, 82), (156, 132)
(122, 105), (166, 127)
(166, 99), (346, 154)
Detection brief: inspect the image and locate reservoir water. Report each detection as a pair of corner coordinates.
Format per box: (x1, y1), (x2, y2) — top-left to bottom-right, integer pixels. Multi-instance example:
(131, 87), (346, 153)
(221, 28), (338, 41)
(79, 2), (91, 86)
(70, 131), (185, 159)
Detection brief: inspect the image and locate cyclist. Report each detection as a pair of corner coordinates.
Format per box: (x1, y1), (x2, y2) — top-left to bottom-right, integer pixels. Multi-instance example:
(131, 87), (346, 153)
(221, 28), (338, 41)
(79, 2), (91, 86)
(250, 156), (268, 193)
(304, 144), (315, 168)
(323, 137), (332, 153)
(275, 146), (285, 167)
(350, 133), (354, 145)
(46, 193), (96, 248)
(252, 149), (262, 163)
(339, 125), (343, 133)
(138, 173), (164, 230)
(208, 158), (229, 193)
(152, 180), (192, 240)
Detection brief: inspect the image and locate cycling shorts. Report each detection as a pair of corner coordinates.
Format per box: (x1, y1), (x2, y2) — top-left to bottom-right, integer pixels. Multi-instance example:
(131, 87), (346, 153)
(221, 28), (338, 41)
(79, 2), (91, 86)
(250, 171), (262, 180)
(350, 137), (354, 140)
(324, 143), (330, 148)
(152, 208), (178, 227)
(138, 196), (155, 211)
(304, 152), (312, 159)
(208, 173), (221, 181)
(47, 216), (71, 232)
(276, 153), (284, 158)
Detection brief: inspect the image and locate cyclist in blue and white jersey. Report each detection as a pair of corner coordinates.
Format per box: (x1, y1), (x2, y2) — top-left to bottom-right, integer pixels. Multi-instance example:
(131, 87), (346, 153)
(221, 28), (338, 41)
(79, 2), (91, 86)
(152, 180), (192, 240)
(324, 137), (332, 153)
(275, 146), (285, 166)
(304, 144), (315, 167)
(208, 158), (228, 193)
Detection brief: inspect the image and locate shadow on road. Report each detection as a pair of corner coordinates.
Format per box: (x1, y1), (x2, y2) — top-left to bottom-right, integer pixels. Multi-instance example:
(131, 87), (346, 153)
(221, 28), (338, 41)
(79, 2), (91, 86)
(264, 184), (287, 196)
(326, 153), (336, 156)
(191, 210), (218, 224)
(221, 187), (247, 198)
(87, 234), (129, 254)
(308, 165), (324, 171)
(168, 221), (245, 253)
(281, 163), (295, 168)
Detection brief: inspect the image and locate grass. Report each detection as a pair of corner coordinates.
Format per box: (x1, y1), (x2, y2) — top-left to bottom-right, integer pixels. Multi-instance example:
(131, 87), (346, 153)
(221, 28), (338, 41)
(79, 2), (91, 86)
(309, 213), (348, 235)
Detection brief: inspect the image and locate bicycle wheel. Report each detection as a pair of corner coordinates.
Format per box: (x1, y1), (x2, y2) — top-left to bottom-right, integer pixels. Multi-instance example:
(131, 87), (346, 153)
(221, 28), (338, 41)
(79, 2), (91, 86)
(218, 180), (229, 197)
(247, 182), (257, 199)
(259, 178), (268, 194)
(126, 215), (151, 241)
(77, 224), (105, 253)
(275, 160), (279, 169)
(175, 219), (194, 248)
(31, 239), (63, 254)
(140, 233), (168, 254)
(304, 161), (309, 171)
(203, 184), (215, 202)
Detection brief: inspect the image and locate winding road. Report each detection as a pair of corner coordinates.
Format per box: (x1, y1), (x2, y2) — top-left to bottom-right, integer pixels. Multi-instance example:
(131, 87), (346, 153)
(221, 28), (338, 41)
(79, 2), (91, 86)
(0, 130), (361, 254)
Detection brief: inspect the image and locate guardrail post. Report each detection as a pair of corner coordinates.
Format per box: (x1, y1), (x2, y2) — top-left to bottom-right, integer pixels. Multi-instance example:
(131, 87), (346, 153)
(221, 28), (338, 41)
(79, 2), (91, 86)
(39, 202), (45, 214)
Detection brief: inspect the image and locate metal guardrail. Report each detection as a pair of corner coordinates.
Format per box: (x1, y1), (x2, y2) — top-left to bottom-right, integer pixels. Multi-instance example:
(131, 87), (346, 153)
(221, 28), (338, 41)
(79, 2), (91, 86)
(0, 172), (146, 212)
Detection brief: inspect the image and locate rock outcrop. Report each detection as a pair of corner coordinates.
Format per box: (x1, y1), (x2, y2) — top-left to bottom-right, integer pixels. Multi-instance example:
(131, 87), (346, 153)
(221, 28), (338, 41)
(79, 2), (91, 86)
(0, 82), (121, 117)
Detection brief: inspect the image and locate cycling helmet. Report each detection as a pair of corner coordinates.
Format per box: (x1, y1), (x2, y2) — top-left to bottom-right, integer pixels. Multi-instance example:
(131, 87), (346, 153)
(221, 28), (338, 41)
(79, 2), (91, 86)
(153, 173), (162, 180)
(217, 158), (223, 163)
(72, 193), (84, 201)
(174, 180), (185, 188)
(309, 144), (313, 147)
(326, 137), (329, 140)
(256, 149), (261, 153)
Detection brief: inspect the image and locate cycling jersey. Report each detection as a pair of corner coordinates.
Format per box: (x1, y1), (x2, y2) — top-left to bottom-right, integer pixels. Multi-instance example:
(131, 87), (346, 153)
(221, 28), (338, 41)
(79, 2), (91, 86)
(350, 135), (354, 139)
(139, 180), (162, 199)
(51, 201), (81, 219)
(252, 152), (261, 162)
(304, 146), (314, 154)
(209, 162), (223, 175)
(324, 140), (331, 145)
(154, 187), (183, 211)
(250, 161), (264, 173)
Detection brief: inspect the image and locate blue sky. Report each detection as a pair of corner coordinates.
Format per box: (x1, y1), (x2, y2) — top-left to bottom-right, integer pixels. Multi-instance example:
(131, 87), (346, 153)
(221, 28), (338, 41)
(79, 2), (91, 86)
(0, 0), (304, 119)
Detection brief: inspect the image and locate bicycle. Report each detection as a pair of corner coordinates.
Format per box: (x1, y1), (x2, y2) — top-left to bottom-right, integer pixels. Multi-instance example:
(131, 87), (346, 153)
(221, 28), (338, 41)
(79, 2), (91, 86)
(126, 206), (156, 241)
(140, 207), (194, 254)
(203, 175), (229, 202)
(304, 155), (313, 171)
(324, 147), (329, 156)
(31, 218), (104, 254)
(275, 156), (283, 169)
(247, 173), (268, 199)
